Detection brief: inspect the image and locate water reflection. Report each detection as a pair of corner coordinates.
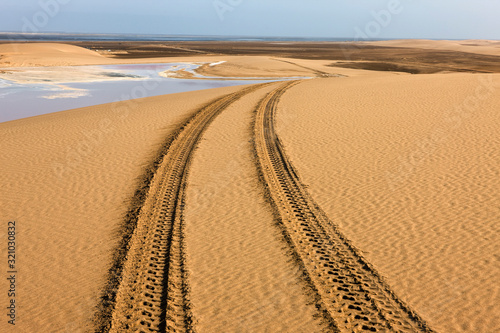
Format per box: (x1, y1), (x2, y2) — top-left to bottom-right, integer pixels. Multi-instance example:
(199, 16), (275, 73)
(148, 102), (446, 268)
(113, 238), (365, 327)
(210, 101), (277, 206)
(0, 63), (275, 123)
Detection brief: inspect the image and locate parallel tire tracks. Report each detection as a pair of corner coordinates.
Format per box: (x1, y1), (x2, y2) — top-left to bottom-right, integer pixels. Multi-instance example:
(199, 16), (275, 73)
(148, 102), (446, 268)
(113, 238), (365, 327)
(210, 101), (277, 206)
(253, 81), (436, 332)
(103, 83), (270, 333)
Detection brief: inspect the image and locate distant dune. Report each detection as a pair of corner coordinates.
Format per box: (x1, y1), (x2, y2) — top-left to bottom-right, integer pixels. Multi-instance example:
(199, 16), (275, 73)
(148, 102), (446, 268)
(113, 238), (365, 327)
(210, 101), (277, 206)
(0, 43), (115, 67)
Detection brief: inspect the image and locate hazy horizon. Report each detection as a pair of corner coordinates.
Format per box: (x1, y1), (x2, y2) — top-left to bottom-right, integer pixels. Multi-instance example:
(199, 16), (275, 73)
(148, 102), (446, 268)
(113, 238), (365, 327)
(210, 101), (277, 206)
(1, 31), (497, 42)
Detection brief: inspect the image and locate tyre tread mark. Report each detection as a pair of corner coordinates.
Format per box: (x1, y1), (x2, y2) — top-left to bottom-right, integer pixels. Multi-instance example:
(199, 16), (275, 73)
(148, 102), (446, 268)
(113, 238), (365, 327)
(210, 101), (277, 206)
(99, 83), (272, 333)
(253, 80), (436, 333)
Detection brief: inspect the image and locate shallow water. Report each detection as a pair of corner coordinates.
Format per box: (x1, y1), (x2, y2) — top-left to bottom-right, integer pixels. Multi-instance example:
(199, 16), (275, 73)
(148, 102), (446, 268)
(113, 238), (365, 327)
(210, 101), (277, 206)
(0, 63), (273, 123)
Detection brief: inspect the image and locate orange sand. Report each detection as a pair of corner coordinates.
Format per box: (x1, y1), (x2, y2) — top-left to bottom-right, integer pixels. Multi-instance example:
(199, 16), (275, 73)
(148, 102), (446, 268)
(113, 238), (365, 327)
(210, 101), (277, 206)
(277, 74), (500, 333)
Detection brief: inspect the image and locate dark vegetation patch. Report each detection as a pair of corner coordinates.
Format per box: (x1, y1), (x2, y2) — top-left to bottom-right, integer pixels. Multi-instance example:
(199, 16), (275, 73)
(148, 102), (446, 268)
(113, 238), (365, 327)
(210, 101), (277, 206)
(66, 41), (500, 73)
(329, 61), (432, 74)
(101, 72), (142, 78)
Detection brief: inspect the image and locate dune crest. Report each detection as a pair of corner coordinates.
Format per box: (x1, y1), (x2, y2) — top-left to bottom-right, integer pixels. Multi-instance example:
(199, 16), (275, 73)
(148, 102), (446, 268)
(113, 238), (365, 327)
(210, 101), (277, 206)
(0, 43), (114, 67)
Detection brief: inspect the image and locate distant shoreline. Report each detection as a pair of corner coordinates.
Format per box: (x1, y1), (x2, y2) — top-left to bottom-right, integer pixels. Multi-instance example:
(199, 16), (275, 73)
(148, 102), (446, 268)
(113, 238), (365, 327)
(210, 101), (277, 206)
(0, 32), (417, 42)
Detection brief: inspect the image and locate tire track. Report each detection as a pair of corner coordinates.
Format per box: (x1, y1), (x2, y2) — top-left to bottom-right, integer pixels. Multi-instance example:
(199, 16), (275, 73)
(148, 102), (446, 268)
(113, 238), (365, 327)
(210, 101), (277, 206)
(272, 58), (342, 77)
(253, 80), (436, 332)
(99, 83), (271, 333)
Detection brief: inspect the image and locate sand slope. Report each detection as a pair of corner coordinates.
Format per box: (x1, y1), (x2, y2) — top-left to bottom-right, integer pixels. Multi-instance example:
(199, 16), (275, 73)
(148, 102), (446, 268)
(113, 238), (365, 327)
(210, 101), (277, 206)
(0, 43), (118, 67)
(0, 84), (246, 332)
(195, 56), (314, 78)
(185, 82), (326, 332)
(277, 74), (500, 333)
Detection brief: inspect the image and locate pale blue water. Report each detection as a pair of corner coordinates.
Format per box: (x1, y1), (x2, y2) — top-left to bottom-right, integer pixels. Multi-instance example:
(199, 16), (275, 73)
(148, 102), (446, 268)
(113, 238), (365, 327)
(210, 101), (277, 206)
(0, 63), (274, 123)
(0, 32), (391, 42)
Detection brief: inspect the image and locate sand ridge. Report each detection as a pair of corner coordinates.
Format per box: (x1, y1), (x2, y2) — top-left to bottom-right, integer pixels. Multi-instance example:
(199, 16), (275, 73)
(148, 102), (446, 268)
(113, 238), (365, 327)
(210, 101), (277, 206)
(0, 43), (116, 67)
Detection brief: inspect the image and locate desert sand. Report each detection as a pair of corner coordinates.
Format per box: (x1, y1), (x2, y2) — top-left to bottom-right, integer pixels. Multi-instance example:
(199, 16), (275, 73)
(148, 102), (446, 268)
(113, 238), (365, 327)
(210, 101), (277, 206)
(0, 43), (117, 67)
(184, 82), (327, 332)
(366, 39), (500, 57)
(1, 41), (499, 332)
(0, 84), (251, 332)
(277, 74), (500, 333)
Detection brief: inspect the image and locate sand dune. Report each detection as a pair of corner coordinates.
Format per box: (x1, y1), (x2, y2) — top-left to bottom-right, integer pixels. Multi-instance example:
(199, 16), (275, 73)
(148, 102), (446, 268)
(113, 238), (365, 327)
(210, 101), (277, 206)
(1, 41), (499, 332)
(195, 56), (314, 78)
(0, 43), (117, 67)
(277, 74), (500, 333)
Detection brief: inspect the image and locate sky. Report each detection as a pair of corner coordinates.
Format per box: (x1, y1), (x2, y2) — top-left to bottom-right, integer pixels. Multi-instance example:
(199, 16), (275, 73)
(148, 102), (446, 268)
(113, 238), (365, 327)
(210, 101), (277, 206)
(0, 0), (499, 40)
